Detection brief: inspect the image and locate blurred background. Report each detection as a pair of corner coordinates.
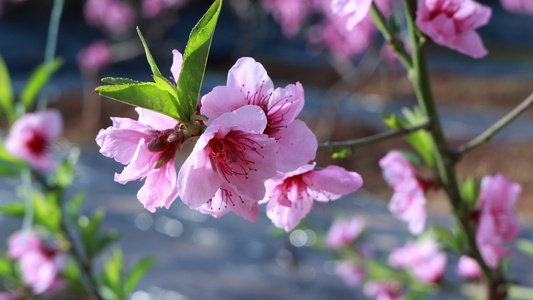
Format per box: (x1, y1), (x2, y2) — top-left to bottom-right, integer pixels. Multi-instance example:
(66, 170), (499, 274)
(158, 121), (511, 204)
(1, 0), (533, 299)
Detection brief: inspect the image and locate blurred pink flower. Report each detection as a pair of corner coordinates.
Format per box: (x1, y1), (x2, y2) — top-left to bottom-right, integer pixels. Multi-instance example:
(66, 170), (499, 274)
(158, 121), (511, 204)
(5, 110), (63, 171)
(178, 105), (278, 215)
(330, 0), (373, 31)
(476, 173), (521, 268)
(261, 0), (320, 37)
(389, 238), (447, 284)
(263, 164), (363, 232)
(416, 0), (492, 58)
(500, 0), (533, 15)
(335, 261), (366, 289)
(142, 0), (188, 18)
(7, 231), (65, 295)
(379, 151), (427, 235)
(364, 281), (404, 300)
(201, 57), (317, 173)
(325, 216), (365, 249)
(0, 293), (13, 300)
(84, 0), (135, 34)
(456, 255), (481, 280)
(77, 40), (111, 74)
(96, 107), (181, 212)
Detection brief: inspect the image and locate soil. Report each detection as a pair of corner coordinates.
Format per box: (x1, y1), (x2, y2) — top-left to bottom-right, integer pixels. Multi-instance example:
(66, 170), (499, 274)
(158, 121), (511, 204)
(48, 70), (533, 220)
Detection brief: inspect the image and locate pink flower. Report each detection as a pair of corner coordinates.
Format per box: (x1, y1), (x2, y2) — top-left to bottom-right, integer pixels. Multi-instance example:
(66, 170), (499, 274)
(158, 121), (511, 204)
(416, 0), (492, 58)
(5, 110), (63, 171)
(201, 57), (317, 172)
(364, 281), (404, 300)
(325, 216), (365, 249)
(379, 151), (427, 235)
(389, 238), (447, 284)
(263, 164), (363, 232)
(96, 107), (181, 212)
(0, 293), (13, 300)
(84, 0), (135, 34)
(330, 0), (373, 31)
(335, 261), (366, 289)
(197, 183), (260, 222)
(456, 255), (481, 280)
(476, 173), (521, 268)
(178, 105), (278, 218)
(261, 0), (321, 37)
(500, 0), (533, 15)
(77, 40), (112, 74)
(96, 51), (184, 212)
(142, 0), (188, 18)
(7, 231), (65, 294)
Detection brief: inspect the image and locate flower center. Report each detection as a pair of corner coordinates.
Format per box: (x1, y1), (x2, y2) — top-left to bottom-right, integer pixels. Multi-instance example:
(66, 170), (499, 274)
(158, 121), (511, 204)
(146, 128), (187, 169)
(208, 131), (264, 184)
(206, 188), (244, 210)
(26, 131), (48, 155)
(244, 82), (292, 134)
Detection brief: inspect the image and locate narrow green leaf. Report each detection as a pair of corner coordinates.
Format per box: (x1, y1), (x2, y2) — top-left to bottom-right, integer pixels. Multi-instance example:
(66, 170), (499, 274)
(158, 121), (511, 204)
(124, 257), (157, 294)
(331, 148), (352, 159)
(20, 58), (64, 111)
(137, 28), (163, 78)
(34, 191), (61, 230)
(0, 202), (25, 217)
(96, 82), (183, 122)
(102, 77), (142, 85)
(102, 248), (124, 297)
(67, 192), (86, 221)
(177, 0), (222, 121)
(52, 147), (79, 188)
(96, 230), (121, 255)
(0, 54), (15, 123)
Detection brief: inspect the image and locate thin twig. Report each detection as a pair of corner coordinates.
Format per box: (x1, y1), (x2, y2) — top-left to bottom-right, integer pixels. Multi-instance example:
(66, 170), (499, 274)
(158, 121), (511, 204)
(455, 92), (533, 159)
(317, 121), (431, 151)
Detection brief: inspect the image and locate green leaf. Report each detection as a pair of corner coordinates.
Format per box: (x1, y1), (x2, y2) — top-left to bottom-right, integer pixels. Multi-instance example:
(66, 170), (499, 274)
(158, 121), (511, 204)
(124, 256), (157, 294)
(516, 238), (533, 258)
(401, 107), (435, 169)
(67, 192), (86, 221)
(102, 248), (124, 298)
(34, 191), (61, 230)
(0, 141), (26, 176)
(0, 54), (15, 123)
(137, 28), (163, 78)
(331, 148), (352, 159)
(52, 147), (79, 188)
(432, 225), (461, 253)
(177, 0), (222, 121)
(20, 58), (64, 112)
(95, 82), (183, 122)
(96, 230), (121, 255)
(0, 202), (25, 217)
(102, 77), (142, 85)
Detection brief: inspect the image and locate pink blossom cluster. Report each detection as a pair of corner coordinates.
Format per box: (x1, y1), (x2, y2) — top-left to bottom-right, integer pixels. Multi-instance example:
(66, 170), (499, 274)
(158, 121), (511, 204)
(97, 52), (363, 229)
(363, 281), (404, 300)
(77, 40), (112, 74)
(389, 238), (447, 284)
(5, 110), (63, 171)
(335, 261), (367, 289)
(262, 0), (391, 59)
(476, 173), (521, 269)
(416, 0), (492, 58)
(142, 0), (188, 19)
(325, 216), (365, 249)
(456, 255), (481, 280)
(7, 231), (65, 295)
(84, 0), (135, 34)
(379, 151), (427, 235)
(500, 0), (533, 15)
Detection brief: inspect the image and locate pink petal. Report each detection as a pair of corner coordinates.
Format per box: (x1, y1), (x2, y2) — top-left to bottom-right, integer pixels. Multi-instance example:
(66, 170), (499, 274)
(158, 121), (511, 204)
(198, 184), (260, 222)
(304, 165), (363, 202)
(137, 158), (179, 212)
(170, 49), (183, 83)
(200, 86), (248, 125)
(267, 82), (305, 128)
(226, 57), (274, 96)
(7, 231), (42, 259)
(135, 107), (180, 131)
(114, 139), (156, 183)
(266, 194), (313, 232)
(96, 121), (153, 165)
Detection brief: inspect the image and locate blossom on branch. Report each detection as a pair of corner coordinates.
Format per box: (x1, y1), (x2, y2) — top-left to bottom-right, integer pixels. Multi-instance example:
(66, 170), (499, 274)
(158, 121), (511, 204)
(201, 57), (317, 172)
(8, 231), (65, 295)
(5, 110), (63, 171)
(476, 173), (521, 268)
(363, 281), (404, 300)
(379, 151), (427, 235)
(335, 261), (367, 289)
(456, 255), (481, 280)
(178, 105), (278, 219)
(263, 164), (363, 231)
(325, 216), (365, 249)
(416, 0), (492, 58)
(389, 238), (447, 284)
